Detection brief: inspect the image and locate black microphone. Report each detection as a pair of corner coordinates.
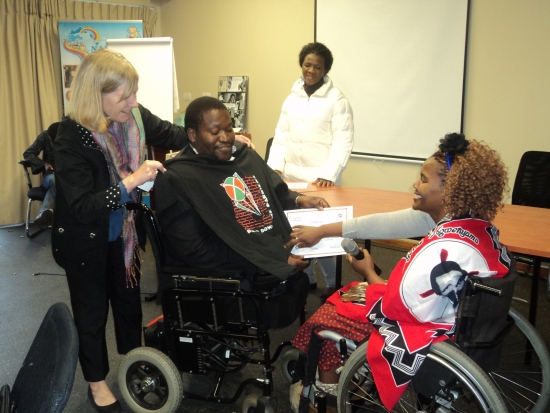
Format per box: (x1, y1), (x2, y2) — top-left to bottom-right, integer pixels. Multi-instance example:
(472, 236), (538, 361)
(341, 238), (364, 260)
(341, 238), (382, 275)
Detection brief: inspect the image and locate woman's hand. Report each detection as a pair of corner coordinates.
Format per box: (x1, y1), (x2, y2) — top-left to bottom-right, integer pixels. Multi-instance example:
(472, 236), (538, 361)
(296, 196), (330, 210)
(45, 162), (55, 172)
(288, 253), (310, 270)
(313, 178), (334, 187)
(122, 160), (166, 192)
(235, 134), (255, 151)
(346, 248), (385, 284)
(290, 225), (324, 248)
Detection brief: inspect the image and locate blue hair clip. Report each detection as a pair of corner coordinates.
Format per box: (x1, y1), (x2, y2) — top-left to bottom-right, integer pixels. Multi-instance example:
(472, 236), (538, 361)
(445, 153), (452, 170)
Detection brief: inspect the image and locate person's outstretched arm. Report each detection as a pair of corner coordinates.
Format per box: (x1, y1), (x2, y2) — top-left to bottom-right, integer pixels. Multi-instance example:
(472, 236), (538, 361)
(291, 208), (435, 248)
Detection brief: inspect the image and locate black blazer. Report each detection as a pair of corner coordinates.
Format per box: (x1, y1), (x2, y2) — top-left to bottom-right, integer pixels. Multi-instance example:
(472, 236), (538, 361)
(52, 105), (187, 274)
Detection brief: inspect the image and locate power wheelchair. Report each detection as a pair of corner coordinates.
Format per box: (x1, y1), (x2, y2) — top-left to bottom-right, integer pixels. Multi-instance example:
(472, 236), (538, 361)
(281, 260), (550, 413)
(117, 202), (308, 413)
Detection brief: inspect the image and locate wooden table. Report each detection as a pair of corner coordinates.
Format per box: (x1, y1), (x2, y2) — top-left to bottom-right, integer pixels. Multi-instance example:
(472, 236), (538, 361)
(303, 186), (550, 325)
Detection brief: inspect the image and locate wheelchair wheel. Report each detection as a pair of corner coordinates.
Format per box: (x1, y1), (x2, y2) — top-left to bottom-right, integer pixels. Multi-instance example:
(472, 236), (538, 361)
(337, 340), (507, 412)
(241, 394), (276, 413)
(487, 308), (550, 413)
(118, 347), (183, 413)
(281, 347), (301, 383)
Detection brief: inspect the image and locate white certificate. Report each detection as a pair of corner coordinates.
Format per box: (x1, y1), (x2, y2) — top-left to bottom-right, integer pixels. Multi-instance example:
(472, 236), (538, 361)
(285, 206), (353, 258)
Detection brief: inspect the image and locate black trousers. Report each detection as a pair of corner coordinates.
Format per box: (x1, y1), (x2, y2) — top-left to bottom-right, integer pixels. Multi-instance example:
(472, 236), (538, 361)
(65, 238), (142, 382)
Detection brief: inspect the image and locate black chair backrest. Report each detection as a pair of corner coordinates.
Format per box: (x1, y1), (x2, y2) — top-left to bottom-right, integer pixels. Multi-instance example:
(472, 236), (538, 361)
(455, 260), (519, 371)
(265, 137), (274, 161)
(512, 151), (550, 208)
(10, 302), (78, 413)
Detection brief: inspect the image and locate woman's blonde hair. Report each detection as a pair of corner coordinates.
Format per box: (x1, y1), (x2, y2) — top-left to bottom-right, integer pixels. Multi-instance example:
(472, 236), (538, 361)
(68, 48), (139, 133)
(432, 137), (509, 222)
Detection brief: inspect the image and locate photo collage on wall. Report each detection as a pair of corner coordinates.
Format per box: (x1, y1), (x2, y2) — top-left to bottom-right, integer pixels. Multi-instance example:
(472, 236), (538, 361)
(218, 76), (248, 132)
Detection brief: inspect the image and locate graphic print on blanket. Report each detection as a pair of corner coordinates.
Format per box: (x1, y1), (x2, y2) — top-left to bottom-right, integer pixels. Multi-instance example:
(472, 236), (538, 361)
(221, 172), (274, 232)
(368, 298), (453, 387)
(364, 217), (510, 410)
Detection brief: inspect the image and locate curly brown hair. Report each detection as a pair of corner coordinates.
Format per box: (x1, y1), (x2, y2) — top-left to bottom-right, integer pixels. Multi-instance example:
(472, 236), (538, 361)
(431, 140), (509, 221)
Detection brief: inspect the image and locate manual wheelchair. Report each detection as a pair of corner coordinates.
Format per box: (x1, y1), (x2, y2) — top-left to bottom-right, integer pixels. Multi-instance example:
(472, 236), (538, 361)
(117, 202), (307, 413)
(281, 260), (550, 413)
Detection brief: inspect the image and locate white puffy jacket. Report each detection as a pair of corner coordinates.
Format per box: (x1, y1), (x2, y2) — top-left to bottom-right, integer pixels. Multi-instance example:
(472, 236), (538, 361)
(267, 76), (354, 184)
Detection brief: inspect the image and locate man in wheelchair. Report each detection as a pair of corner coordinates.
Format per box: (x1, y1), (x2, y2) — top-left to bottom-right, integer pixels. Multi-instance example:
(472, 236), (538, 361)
(289, 134), (511, 411)
(154, 96), (330, 326)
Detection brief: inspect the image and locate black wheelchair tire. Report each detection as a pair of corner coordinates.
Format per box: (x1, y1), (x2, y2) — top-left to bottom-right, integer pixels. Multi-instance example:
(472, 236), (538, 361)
(491, 308), (550, 413)
(337, 340), (507, 412)
(118, 347), (183, 413)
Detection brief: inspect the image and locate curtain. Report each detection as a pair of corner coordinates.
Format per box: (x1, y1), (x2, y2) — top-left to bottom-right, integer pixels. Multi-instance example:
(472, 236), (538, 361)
(0, 0), (157, 226)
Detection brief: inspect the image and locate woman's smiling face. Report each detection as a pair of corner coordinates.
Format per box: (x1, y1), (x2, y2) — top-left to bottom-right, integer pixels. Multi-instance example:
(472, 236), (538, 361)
(412, 157), (446, 222)
(102, 83), (138, 123)
(301, 54), (325, 86)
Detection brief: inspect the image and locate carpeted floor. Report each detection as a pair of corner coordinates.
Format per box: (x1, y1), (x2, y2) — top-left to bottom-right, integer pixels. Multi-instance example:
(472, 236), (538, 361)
(0, 224), (548, 412)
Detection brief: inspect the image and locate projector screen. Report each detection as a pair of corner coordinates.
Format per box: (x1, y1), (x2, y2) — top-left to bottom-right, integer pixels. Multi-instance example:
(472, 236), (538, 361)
(316, 0), (469, 160)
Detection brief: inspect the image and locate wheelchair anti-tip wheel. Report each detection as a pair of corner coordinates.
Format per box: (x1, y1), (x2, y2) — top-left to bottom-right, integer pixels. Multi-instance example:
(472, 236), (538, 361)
(488, 308), (550, 413)
(118, 347), (183, 413)
(241, 394), (277, 413)
(337, 340), (507, 413)
(281, 347), (302, 384)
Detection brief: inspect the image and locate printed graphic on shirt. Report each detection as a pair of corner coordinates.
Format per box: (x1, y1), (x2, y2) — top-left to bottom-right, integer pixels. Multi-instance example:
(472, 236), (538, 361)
(221, 172), (274, 233)
(401, 240), (492, 323)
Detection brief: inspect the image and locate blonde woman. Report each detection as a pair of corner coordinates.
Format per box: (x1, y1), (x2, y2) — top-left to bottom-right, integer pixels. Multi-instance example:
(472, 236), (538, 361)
(52, 48), (188, 412)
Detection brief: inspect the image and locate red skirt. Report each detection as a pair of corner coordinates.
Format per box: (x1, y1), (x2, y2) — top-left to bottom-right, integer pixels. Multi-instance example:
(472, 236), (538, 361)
(292, 302), (374, 372)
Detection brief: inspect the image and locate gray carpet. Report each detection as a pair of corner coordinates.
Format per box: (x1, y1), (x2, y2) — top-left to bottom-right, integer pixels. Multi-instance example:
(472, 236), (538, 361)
(0, 225), (548, 412)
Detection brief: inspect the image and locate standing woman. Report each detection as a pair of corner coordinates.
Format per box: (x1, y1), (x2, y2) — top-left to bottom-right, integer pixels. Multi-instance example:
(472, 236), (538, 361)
(52, 48), (188, 412)
(267, 42), (354, 294)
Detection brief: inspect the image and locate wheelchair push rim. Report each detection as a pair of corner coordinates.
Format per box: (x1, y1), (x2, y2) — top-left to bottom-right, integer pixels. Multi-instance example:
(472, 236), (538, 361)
(488, 307), (550, 413)
(118, 347), (183, 413)
(337, 340), (507, 413)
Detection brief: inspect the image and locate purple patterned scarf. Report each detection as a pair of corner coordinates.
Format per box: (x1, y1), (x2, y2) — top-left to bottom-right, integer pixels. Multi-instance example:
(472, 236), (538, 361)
(92, 114), (145, 287)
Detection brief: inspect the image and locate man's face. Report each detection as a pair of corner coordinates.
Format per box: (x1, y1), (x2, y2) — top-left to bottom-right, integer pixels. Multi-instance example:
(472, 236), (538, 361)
(189, 109), (235, 161)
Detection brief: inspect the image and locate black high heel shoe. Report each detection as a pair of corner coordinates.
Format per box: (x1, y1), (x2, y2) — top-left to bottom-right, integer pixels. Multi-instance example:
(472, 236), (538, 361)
(88, 386), (122, 413)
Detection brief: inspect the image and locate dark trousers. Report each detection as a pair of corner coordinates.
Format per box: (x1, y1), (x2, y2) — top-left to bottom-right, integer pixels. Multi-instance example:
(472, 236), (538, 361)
(65, 238), (142, 382)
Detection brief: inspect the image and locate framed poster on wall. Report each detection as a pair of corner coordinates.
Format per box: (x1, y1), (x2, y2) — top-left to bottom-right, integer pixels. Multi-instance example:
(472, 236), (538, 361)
(58, 20), (143, 114)
(218, 76), (248, 132)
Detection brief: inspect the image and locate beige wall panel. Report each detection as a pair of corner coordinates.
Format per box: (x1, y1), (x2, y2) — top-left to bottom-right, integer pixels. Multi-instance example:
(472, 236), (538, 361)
(463, 0), (550, 200)
(152, 0), (550, 201)
(157, 0), (314, 158)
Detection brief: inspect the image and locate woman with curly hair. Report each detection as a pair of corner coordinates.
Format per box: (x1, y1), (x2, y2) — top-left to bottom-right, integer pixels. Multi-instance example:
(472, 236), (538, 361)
(289, 133), (511, 411)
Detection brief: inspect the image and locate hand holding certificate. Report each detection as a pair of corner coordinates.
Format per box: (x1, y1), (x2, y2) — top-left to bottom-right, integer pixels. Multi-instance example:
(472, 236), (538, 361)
(285, 206), (353, 258)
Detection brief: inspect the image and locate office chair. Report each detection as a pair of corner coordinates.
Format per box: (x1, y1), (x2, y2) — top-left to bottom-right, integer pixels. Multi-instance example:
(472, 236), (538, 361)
(18, 160), (47, 238)
(2, 302), (79, 413)
(512, 151), (550, 209)
(510, 151), (550, 271)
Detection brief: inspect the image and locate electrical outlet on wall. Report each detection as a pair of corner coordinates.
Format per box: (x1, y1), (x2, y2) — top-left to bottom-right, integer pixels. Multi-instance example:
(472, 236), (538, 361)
(183, 93), (191, 101)
(202, 92), (211, 97)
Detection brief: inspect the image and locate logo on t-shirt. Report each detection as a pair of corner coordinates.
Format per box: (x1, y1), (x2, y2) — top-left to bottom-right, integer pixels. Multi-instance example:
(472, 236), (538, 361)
(221, 172), (273, 232)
